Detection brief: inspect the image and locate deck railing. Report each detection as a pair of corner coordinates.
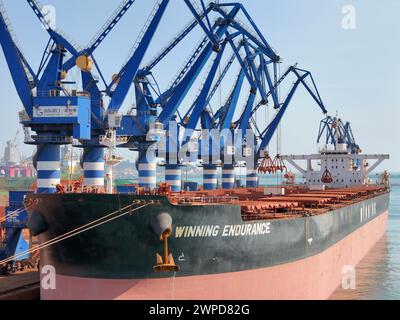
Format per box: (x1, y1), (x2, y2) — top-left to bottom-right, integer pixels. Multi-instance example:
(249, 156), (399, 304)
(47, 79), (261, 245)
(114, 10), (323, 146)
(171, 195), (239, 205)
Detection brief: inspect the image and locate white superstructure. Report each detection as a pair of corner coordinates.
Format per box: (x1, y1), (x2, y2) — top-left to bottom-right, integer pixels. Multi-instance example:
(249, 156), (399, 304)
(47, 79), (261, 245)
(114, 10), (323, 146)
(282, 147), (389, 188)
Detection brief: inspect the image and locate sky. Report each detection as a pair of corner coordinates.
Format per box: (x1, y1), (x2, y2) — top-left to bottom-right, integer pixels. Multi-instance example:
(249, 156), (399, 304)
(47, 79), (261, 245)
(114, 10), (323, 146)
(0, 0), (399, 172)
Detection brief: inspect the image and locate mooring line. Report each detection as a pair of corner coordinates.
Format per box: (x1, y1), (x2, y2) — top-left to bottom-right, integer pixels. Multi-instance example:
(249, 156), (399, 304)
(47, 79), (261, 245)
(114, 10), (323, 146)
(0, 202), (151, 265)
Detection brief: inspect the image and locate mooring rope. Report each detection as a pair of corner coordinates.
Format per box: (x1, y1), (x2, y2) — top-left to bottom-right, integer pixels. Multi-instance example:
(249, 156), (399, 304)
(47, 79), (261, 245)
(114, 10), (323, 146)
(0, 201), (151, 265)
(1, 189), (54, 223)
(0, 205), (35, 223)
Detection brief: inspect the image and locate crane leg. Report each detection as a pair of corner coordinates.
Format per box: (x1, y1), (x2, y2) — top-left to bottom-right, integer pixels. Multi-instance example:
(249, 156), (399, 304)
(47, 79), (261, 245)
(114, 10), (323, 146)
(203, 164), (218, 190)
(138, 146), (157, 192)
(36, 144), (61, 194)
(222, 164), (235, 189)
(82, 147), (105, 188)
(246, 166), (258, 188)
(165, 164), (182, 193)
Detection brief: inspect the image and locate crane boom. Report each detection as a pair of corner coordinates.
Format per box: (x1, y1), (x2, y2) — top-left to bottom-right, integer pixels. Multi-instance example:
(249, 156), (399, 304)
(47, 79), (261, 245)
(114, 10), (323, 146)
(0, 2), (33, 114)
(182, 41), (226, 140)
(158, 6), (241, 126)
(62, 0), (137, 72)
(142, 7), (212, 74)
(108, 0), (169, 113)
(257, 68), (327, 154)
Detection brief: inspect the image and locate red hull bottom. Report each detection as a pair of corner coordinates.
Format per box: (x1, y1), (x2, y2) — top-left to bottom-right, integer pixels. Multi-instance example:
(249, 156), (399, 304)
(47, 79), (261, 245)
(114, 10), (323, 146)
(41, 212), (388, 300)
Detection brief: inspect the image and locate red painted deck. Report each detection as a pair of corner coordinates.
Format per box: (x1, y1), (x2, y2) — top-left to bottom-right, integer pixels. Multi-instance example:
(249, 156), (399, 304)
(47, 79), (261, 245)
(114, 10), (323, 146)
(169, 185), (387, 217)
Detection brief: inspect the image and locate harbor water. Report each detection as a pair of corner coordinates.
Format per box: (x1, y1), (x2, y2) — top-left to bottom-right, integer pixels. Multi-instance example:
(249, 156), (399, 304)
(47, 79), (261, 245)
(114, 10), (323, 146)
(330, 173), (400, 300)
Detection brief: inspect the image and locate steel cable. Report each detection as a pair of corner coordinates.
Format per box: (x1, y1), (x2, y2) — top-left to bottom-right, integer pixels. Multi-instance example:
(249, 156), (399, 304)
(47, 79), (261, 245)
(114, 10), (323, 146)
(0, 202), (150, 265)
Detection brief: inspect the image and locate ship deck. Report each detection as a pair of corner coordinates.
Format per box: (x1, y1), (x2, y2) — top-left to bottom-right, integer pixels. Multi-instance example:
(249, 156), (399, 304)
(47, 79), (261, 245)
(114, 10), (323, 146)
(168, 185), (388, 220)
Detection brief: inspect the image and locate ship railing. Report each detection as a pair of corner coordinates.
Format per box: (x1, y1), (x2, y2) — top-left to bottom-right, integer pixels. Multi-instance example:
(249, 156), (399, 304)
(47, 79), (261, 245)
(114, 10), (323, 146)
(34, 89), (90, 98)
(171, 195), (240, 205)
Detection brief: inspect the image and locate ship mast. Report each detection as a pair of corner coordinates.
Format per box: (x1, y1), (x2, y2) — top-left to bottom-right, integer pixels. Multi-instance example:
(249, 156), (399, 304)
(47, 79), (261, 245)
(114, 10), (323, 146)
(99, 124), (127, 194)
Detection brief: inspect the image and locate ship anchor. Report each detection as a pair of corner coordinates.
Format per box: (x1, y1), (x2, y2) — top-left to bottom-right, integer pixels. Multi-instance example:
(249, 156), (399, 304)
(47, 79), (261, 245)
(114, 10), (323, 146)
(153, 229), (180, 273)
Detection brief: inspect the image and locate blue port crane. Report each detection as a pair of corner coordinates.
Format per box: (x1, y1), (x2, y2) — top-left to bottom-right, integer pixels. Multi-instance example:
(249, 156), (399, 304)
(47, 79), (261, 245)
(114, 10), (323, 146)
(107, 1), (283, 191)
(1, 0), (332, 197)
(112, 2), (329, 191)
(0, 0), (97, 193)
(0, 0), (172, 193)
(317, 115), (361, 154)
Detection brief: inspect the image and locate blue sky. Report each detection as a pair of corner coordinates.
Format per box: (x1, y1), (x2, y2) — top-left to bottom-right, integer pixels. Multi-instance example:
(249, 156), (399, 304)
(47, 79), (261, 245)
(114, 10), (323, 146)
(0, 0), (399, 172)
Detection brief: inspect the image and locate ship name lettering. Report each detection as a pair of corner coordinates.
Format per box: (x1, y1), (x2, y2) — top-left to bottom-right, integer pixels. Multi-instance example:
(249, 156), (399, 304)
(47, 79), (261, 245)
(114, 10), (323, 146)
(221, 223), (270, 237)
(174, 223), (270, 238)
(175, 225), (220, 238)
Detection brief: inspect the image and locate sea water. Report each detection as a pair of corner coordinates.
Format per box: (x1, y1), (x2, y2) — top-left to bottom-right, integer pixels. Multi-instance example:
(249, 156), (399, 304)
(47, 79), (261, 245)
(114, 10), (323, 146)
(331, 174), (400, 300)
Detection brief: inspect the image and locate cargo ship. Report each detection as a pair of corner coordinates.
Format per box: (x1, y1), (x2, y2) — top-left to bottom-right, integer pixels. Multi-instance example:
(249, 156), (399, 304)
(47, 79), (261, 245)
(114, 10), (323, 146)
(25, 142), (390, 300)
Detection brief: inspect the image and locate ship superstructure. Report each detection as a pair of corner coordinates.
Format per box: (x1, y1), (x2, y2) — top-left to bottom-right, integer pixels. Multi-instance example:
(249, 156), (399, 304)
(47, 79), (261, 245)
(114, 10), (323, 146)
(283, 116), (389, 189)
(283, 151), (389, 188)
